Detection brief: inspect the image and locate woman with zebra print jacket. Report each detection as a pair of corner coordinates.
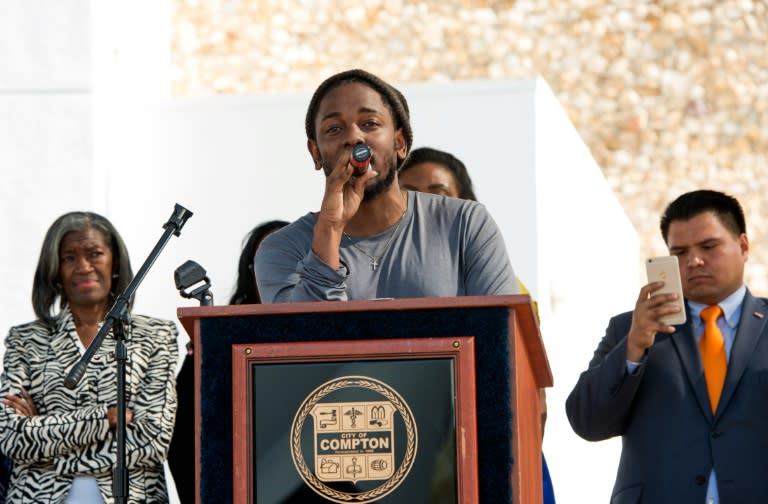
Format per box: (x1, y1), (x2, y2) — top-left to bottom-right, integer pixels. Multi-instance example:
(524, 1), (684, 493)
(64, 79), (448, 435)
(0, 212), (178, 503)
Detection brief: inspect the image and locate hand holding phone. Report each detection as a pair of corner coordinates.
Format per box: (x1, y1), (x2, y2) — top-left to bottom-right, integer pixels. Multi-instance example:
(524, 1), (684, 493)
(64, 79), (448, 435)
(645, 256), (686, 325)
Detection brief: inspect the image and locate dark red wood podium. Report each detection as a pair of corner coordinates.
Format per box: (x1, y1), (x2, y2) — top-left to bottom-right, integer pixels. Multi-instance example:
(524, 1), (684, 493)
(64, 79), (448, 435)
(178, 294), (552, 504)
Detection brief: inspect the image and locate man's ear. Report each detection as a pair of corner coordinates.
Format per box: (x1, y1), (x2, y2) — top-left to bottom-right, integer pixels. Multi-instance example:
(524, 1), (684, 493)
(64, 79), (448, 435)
(307, 139), (322, 171)
(740, 233), (750, 258)
(394, 129), (407, 160)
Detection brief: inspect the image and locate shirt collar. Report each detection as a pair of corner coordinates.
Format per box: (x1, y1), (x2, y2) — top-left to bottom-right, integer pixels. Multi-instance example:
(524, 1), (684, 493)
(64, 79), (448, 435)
(688, 284), (746, 328)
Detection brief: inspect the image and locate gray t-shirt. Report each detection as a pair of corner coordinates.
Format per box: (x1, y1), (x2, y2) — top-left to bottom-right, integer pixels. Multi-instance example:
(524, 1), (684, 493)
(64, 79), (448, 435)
(255, 191), (518, 303)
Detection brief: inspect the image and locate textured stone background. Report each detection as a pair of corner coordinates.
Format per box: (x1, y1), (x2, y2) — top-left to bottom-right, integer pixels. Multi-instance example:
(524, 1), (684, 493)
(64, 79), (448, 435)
(171, 0), (768, 293)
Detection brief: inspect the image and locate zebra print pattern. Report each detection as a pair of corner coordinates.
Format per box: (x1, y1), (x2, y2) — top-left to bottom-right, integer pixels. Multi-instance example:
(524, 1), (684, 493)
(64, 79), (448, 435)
(0, 308), (178, 503)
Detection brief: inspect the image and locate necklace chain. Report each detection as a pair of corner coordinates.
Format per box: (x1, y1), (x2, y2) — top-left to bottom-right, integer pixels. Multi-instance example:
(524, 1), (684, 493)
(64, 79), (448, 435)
(343, 195), (408, 271)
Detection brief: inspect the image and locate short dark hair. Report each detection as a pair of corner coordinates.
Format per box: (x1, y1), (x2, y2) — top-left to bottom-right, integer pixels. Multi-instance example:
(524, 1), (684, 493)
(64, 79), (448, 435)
(660, 189), (746, 243)
(32, 211), (134, 322)
(399, 147), (478, 201)
(304, 69), (413, 167)
(229, 220), (289, 305)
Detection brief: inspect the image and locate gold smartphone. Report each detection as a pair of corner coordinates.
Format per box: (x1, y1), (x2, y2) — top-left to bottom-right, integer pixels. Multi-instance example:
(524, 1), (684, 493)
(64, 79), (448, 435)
(645, 255), (687, 325)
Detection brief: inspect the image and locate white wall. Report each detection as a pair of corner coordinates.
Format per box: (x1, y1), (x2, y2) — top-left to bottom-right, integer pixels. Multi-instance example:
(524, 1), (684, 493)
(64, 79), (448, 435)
(0, 2), (641, 502)
(0, 0), (93, 334)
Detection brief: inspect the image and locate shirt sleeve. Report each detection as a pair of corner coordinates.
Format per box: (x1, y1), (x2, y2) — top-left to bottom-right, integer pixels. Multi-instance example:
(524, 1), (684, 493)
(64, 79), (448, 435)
(565, 315), (645, 441)
(255, 229), (350, 303)
(461, 203), (519, 296)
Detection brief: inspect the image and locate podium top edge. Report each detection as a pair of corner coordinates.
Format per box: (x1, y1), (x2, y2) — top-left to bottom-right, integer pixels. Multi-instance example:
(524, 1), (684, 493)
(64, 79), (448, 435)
(176, 293), (552, 387)
(177, 294), (533, 321)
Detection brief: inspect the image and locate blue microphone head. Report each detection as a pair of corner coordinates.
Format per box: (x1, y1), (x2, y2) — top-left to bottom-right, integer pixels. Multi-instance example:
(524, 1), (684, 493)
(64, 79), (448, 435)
(351, 144), (372, 174)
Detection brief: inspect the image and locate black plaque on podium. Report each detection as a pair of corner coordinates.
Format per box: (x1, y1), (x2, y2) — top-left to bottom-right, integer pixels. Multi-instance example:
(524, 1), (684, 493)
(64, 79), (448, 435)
(232, 337), (479, 503)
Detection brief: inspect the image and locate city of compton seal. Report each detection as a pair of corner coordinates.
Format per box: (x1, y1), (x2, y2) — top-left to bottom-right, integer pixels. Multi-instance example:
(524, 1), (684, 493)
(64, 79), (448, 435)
(290, 376), (418, 503)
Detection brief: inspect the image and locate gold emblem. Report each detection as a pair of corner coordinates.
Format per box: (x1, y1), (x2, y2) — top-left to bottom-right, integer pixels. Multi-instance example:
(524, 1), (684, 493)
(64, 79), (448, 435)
(291, 376), (418, 503)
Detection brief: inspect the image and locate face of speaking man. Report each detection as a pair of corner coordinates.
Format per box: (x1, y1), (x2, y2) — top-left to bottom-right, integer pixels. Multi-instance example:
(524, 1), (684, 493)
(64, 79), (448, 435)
(308, 82), (407, 202)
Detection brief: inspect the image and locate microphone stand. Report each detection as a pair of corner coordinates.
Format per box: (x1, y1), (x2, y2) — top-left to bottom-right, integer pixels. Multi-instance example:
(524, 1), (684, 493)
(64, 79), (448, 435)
(64, 203), (193, 504)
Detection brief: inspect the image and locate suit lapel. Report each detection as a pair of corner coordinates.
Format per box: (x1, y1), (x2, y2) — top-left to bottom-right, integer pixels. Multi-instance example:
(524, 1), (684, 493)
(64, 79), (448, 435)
(715, 291), (767, 416)
(670, 309), (713, 419)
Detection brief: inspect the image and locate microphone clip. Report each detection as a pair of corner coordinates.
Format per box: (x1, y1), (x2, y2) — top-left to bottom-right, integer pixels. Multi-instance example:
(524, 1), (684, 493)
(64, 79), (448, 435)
(174, 260), (214, 306)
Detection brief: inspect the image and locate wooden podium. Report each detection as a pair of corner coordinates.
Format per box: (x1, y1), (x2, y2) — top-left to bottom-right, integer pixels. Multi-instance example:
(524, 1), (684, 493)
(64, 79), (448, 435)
(178, 294), (552, 504)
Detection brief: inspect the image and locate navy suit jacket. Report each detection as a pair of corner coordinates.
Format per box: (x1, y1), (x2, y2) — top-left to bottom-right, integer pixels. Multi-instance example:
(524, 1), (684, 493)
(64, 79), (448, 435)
(566, 290), (768, 503)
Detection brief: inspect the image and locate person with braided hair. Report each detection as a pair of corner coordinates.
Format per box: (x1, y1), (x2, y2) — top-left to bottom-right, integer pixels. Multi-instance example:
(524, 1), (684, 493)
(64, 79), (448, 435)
(255, 69), (518, 302)
(399, 146), (477, 201)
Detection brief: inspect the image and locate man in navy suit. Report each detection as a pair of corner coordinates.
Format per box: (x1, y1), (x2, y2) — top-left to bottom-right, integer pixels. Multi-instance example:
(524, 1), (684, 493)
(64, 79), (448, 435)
(566, 189), (768, 503)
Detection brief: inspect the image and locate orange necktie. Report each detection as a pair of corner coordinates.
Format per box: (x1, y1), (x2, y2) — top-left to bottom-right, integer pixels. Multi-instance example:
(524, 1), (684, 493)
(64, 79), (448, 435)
(700, 305), (727, 413)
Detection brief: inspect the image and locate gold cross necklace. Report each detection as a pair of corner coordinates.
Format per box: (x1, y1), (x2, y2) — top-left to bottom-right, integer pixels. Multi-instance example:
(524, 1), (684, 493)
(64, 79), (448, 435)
(343, 194), (408, 271)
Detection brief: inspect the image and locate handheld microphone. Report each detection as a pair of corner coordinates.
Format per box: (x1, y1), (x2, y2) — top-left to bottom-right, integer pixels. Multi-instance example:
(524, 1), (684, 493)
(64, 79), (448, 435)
(350, 144), (372, 175)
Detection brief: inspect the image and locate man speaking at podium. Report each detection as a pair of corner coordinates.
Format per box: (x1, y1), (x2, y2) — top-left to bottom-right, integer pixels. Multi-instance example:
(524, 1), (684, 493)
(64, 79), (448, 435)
(255, 69), (519, 302)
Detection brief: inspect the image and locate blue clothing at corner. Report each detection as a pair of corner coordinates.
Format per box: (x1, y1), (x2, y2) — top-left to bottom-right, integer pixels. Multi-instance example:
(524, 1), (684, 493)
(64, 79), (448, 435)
(543, 453), (556, 504)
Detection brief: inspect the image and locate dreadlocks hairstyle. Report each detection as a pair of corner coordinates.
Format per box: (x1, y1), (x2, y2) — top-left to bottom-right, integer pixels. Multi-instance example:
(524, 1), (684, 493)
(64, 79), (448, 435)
(304, 69), (414, 167)
(660, 189), (746, 244)
(399, 147), (478, 201)
(32, 211), (134, 323)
